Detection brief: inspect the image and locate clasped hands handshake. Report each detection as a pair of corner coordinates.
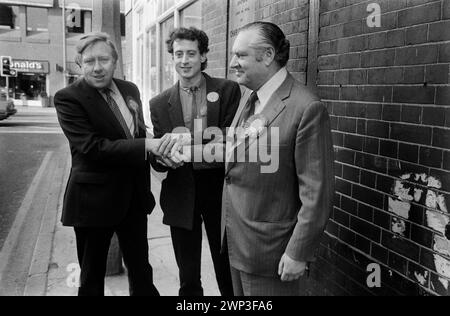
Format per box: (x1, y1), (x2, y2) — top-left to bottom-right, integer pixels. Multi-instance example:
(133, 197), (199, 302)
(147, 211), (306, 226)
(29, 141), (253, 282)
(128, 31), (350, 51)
(146, 133), (192, 169)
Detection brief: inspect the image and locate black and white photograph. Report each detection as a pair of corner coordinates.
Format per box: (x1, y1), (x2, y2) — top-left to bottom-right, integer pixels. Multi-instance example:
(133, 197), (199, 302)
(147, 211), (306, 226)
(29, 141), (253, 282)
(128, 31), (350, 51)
(0, 0), (449, 300)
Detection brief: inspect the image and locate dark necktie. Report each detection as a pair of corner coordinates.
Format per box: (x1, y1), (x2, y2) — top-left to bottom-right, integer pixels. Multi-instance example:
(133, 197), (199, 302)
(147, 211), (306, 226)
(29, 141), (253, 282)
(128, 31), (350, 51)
(238, 91), (258, 127)
(190, 86), (199, 133)
(103, 88), (133, 139)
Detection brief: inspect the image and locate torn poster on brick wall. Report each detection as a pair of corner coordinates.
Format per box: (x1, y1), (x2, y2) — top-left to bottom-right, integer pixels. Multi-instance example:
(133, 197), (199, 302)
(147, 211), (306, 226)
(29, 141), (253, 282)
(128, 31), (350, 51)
(389, 173), (450, 293)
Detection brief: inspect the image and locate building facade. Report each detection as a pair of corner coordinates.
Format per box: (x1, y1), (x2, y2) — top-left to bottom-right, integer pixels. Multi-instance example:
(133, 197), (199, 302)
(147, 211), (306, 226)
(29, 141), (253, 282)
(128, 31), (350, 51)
(0, 0), (125, 107)
(128, 0), (450, 296)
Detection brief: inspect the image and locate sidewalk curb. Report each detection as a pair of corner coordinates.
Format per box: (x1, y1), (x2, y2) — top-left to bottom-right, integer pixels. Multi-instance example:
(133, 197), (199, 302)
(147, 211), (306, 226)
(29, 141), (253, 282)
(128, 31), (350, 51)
(0, 152), (54, 295)
(23, 151), (71, 296)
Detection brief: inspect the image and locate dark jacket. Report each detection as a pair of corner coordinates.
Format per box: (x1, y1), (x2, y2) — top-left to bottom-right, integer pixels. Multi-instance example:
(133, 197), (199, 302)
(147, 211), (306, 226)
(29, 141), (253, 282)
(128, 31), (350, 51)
(150, 73), (241, 230)
(54, 78), (156, 227)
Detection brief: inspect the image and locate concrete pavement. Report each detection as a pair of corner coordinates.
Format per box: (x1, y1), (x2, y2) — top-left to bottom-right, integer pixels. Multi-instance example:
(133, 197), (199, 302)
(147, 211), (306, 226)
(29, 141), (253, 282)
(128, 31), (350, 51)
(42, 169), (220, 296)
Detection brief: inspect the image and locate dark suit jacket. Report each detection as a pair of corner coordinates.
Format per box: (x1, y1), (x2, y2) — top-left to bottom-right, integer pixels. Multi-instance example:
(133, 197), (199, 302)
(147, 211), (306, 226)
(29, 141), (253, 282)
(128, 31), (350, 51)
(150, 73), (241, 230)
(222, 73), (335, 277)
(54, 78), (156, 227)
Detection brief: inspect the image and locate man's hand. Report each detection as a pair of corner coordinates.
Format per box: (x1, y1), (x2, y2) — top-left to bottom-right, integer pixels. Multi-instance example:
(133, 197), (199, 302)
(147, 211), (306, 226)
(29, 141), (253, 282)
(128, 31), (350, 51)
(158, 133), (192, 159)
(156, 156), (184, 169)
(145, 138), (162, 156)
(146, 134), (190, 157)
(278, 254), (308, 282)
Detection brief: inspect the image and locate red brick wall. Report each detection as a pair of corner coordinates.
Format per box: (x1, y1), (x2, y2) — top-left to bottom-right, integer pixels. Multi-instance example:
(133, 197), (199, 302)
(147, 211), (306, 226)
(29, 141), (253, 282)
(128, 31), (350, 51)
(314, 0), (450, 296)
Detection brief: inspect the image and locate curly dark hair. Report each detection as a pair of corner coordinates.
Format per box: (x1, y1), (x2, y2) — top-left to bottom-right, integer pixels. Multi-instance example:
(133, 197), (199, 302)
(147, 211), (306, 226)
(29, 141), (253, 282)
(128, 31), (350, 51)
(166, 27), (210, 71)
(241, 22), (290, 68)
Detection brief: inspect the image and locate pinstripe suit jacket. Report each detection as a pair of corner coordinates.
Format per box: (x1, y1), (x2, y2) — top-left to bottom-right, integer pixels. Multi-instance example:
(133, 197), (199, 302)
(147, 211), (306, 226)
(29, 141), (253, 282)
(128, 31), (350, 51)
(222, 73), (335, 277)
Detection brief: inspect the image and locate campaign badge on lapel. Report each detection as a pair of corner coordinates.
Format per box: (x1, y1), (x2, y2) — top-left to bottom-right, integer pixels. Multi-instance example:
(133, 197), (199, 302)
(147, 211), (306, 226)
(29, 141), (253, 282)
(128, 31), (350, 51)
(243, 114), (269, 139)
(126, 97), (139, 114)
(207, 92), (219, 103)
(126, 97), (143, 134)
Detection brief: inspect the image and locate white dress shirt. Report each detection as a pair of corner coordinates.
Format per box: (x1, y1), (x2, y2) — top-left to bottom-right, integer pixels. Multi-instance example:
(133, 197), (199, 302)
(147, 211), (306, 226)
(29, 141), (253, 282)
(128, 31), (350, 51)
(254, 67), (288, 115)
(99, 81), (135, 136)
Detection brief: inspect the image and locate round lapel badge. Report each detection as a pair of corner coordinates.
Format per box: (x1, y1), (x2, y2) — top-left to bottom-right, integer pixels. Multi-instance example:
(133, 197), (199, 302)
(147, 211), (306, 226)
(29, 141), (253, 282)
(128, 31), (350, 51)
(207, 92), (219, 103)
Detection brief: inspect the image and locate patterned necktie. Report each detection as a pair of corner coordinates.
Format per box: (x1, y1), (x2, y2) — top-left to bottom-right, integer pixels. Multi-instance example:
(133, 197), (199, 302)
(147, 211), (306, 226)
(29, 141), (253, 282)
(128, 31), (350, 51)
(103, 88), (133, 139)
(238, 91), (258, 127)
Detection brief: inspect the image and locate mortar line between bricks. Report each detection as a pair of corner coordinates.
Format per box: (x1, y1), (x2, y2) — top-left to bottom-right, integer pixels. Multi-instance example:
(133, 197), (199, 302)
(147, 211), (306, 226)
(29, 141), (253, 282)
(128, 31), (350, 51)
(334, 192), (450, 247)
(333, 145), (450, 181)
(332, 117), (450, 131)
(328, 231), (444, 297)
(320, 0), (442, 16)
(336, 184), (449, 226)
(336, 170), (450, 211)
(0, 152), (53, 287)
(320, 24), (450, 43)
(319, 63), (450, 71)
(24, 151), (70, 296)
(321, 10), (446, 33)
(320, 83), (449, 87)
(334, 143), (444, 168)
(324, 98), (449, 105)
(334, 203), (436, 247)
(323, 232), (437, 295)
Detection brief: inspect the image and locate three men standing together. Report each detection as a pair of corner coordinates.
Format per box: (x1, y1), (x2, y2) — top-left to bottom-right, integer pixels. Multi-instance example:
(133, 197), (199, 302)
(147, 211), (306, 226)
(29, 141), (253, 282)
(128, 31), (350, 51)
(54, 21), (334, 297)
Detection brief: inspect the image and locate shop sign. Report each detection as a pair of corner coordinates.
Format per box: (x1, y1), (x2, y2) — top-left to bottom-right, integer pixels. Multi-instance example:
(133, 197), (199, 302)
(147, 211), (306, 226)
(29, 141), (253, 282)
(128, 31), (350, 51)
(229, 0), (256, 39)
(228, 0), (256, 79)
(12, 60), (49, 74)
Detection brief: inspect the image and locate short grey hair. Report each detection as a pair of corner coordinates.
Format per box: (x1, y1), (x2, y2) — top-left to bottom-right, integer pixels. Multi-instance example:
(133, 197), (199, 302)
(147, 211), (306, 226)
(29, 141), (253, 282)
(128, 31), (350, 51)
(75, 32), (119, 67)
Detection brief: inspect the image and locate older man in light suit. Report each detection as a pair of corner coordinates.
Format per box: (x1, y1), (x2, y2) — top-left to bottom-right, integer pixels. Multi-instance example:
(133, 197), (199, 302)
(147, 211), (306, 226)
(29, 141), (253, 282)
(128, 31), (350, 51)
(222, 22), (334, 296)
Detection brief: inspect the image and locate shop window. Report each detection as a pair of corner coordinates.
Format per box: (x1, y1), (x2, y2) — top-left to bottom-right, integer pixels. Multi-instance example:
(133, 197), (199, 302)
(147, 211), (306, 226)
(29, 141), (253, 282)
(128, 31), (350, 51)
(26, 7), (48, 33)
(136, 35), (144, 92)
(0, 5), (19, 30)
(160, 16), (175, 92)
(12, 74), (47, 101)
(180, 1), (202, 29)
(149, 26), (157, 98)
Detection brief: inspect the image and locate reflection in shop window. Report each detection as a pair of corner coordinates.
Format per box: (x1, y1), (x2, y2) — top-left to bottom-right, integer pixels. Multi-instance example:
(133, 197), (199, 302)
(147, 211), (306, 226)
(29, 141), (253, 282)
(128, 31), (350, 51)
(180, 1), (202, 29)
(0, 4), (19, 30)
(160, 16), (175, 92)
(26, 7), (48, 33)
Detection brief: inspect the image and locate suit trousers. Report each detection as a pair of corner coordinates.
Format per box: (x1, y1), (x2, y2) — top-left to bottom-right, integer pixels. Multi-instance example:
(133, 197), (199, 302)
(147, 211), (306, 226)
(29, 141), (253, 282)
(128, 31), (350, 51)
(74, 206), (159, 296)
(170, 170), (233, 296)
(230, 266), (301, 296)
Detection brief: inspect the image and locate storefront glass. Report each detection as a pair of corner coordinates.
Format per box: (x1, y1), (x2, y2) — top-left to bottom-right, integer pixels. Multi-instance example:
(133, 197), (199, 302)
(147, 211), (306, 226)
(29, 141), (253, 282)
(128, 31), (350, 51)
(149, 26), (157, 98)
(160, 16), (175, 92)
(136, 36), (144, 92)
(11, 74), (47, 100)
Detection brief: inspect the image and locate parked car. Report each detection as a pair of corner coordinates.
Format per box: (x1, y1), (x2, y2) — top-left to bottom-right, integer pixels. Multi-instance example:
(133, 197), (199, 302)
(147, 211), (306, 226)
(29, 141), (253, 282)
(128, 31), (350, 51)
(0, 99), (16, 120)
(0, 89), (17, 121)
